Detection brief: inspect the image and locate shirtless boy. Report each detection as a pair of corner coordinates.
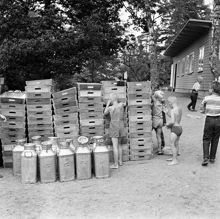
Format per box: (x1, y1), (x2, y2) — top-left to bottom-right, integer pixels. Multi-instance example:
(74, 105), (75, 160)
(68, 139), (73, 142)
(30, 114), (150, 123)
(166, 96), (182, 165)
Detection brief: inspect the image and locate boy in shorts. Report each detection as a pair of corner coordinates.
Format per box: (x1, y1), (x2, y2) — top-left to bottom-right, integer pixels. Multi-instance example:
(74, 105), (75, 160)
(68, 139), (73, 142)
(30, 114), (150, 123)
(104, 93), (126, 169)
(166, 96), (182, 165)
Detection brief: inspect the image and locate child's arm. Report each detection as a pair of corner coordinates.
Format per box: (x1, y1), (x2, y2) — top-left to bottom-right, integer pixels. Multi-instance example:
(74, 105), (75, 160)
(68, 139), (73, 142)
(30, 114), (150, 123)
(104, 100), (111, 115)
(200, 97), (207, 114)
(166, 109), (175, 128)
(0, 114), (7, 122)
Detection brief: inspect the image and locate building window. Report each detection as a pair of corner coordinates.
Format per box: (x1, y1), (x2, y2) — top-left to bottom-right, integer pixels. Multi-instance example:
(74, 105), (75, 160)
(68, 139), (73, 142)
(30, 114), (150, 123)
(181, 57), (185, 75)
(185, 55), (189, 74)
(198, 46), (205, 72)
(188, 52), (194, 73)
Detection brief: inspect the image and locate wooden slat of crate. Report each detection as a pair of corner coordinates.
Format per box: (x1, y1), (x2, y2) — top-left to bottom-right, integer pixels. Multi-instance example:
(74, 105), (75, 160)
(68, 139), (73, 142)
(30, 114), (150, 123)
(26, 79), (52, 86)
(129, 115), (152, 122)
(54, 106), (78, 115)
(27, 110), (52, 117)
(54, 119), (78, 127)
(77, 83), (102, 91)
(1, 121), (25, 129)
(0, 103), (25, 110)
(128, 99), (151, 106)
(129, 132), (152, 138)
(52, 95), (77, 104)
(1, 137), (24, 145)
(55, 124), (79, 133)
(26, 98), (51, 105)
(129, 154), (151, 161)
(27, 117), (52, 125)
(56, 131), (78, 139)
(80, 130), (104, 137)
(25, 85), (52, 93)
(129, 120), (152, 128)
(78, 96), (102, 103)
(28, 123), (53, 129)
(26, 92), (51, 99)
(52, 87), (77, 99)
(27, 104), (51, 112)
(127, 93), (151, 100)
(80, 119), (103, 127)
(0, 97), (25, 104)
(101, 81), (118, 87)
(129, 125), (152, 134)
(127, 86), (151, 95)
(1, 132), (26, 140)
(0, 109), (25, 117)
(79, 102), (103, 110)
(127, 81), (151, 88)
(79, 108), (103, 114)
(0, 127), (25, 135)
(28, 128), (53, 136)
(53, 113), (78, 121)
(80, 111), (103, 120)
(130, 148), (152, 156)
(129, 137), (152, 150)
(80, 125), (104, 133)
(53, 100), (78, 109)
(6, 116), (25, 123)
(103, 86), (126, 94)
(78, 90), (102, 97)
(128, 107), (151, 116)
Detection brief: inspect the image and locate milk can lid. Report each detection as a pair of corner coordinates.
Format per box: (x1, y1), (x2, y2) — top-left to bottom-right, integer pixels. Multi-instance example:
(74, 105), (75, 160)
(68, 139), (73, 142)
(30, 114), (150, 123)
(16, 138), (26, 144)
(78, 136), (88, 145)
(41, 141), (52, 150)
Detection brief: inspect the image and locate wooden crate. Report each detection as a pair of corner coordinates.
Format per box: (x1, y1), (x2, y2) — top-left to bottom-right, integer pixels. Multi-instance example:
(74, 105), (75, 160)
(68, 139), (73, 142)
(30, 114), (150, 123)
(79, 108), (103, 114)
(80, 130), (104, 137)
(78, 96), (102, 103)
(127, 93), (151, 100)
(0, 97), (25, 104)
(54, 106), (78, 115)
(129, 132), (152, 139)
(28, 123), (53, 129)
(52, 95), (77, 104)
(101, 81), (118, 87)
(1, 136), (25, 145)
(80, 119), (103, 127)
(80, 111), (103, 120)
(25, 85), (52, 93)
(56, 131), (78, 139)
(27, 110), (52, 117)
(128, 99), (151, 106)
(103, 86), (126, 94)
(130, 148), (152, 156)
(79, 102), (103, 110)
(128, 106), (151, 116)
(55, 124), (79, 133)
(129, 138), (152, 150)
(1, 121), (25, 129)
(1, 132), (26, 141)
(0, 103), (25, 110)
(26, 104), (51, 112)
(0, 109), (25, 117)
(77, 83), (102, 91)
(129, 115), (152, 122)
(54, 119), (78, 127)
(0, 127), (25, 135)
(52, 87), (77, 99)
(129, 124), (152, 133)
(26, 98), (51, 105)
(6, 116), (25, 123)
(27, 116), (52, 125)
(26, 92), (51, 99)
(127, 81), (151, 89)
(26, 79), (53, 86)
(129, 154), (151, 161)
(78, 90), (102, 97)
(53, 113), (78, 121)
(28, 128), (53, 136)
(80, 125), (104, 133)
(53, 100), (78, 109)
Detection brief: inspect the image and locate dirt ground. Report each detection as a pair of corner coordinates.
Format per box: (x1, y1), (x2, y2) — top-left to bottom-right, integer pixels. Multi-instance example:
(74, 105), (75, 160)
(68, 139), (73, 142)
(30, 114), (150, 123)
(0, 97), (220, 219)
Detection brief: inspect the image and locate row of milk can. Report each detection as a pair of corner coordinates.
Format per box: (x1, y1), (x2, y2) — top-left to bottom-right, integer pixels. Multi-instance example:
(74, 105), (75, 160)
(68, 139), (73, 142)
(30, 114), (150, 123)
(12, 135), (110, 184)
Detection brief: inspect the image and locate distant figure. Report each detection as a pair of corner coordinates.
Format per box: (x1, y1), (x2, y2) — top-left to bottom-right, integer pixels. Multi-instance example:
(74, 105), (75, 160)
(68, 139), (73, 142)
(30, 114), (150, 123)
(115, 73), (125, 86)
(104, 93), (126, 169)
(187, 76), (203, 111)
(152, 90), (167, 155)
(201, 81), (220, 166)
(166, 96), (183, 165)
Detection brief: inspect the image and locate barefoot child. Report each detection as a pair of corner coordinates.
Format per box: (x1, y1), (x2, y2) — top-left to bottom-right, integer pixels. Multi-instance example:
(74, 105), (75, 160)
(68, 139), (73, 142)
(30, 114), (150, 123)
(104, 93), (126, 169)
(166, 96), (182, 165)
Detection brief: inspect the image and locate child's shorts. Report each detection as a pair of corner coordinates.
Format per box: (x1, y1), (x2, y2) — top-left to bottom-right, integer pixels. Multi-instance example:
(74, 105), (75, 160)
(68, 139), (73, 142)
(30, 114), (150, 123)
(152, 117), (163, 129)
(109, 121), (126, 138)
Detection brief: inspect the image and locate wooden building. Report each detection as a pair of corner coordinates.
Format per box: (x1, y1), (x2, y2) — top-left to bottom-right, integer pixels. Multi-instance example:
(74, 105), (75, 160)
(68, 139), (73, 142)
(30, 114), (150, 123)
(164, 19), (213, 96)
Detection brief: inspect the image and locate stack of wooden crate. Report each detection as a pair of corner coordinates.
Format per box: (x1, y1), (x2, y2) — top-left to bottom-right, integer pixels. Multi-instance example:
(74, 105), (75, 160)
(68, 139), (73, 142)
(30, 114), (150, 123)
(52, 87), (79, 141)
(78, 83), (104, 138)
(102, 81), (129, 162)
(0, 92), (26, 167)
(127, 81), (152, 161)
(25, 79), (54, 141)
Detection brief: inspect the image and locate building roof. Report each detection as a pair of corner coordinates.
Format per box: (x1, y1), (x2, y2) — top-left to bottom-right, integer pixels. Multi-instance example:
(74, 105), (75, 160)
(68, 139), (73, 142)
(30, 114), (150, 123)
(164, 19), (212, 57)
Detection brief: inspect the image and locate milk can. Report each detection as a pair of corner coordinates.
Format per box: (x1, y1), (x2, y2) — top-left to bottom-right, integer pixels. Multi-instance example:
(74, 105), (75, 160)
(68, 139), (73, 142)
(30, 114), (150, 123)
(21, 143), (37, 184)
(66, 138), (76, 152)
(75, 136), (92, 180)
(58, 141), (75, 182)
(92, 136), (110, 179)
(13, 139), (26, 176)
(39, 141), (56, 183)
(31, 136), (42, 154)
(48, 136), (60, 153)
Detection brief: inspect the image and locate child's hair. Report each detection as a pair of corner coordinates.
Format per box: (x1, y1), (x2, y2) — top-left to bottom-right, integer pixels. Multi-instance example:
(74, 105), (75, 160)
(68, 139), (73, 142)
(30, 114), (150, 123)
(154, 90), (164, 99)
(110, 93), (118, 102)
(212, 81), (220, 95)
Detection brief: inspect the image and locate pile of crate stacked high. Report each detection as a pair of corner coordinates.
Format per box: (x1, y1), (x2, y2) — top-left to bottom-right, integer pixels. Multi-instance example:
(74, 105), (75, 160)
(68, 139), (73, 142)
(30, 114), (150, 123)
(52, 88), (79, 141)
(25, 79), (54, 141)
(0, 92), (26, 167)
(102, 81), (129, 162)
(78, 83), (104, 138)
(127, 81), (152, 161)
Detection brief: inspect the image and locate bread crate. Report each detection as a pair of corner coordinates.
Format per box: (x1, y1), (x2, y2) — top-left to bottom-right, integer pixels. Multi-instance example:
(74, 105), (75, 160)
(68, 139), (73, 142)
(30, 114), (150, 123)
(129, 132), (152, 139)
(80, 119), (103, 127)
(129, 123), (152, 133)
(127, 93), (151, 100)
(101, 81), (118, 87)
(27, 116), (53, 125)
(129, 138), (152, 150)
(0, 103), (25, 110)
(78, 96), (102, 103)
(6, 116), (25, 123)
(54, 106), (78, 115)
(0, 127), (25, 135)
(128, 106), (151, 116)
(27, 110), (53, 117)
(28, 128), (53, 137)
(129, 115), (152, 122)
(26, 79), (53, 86)
(26, 92), (51, 99)
(54, 119), (78, 127)
(26, 98), (51, 105)
(0, 97), (25, 104)
(1, 121), (25, 129)
(77, 83), (102, 91)
(53, 113), (78, 121)
(80, 111), (103, 120)
(26, 104), (51, 112)
(53, 100), (78, 109)
(52, 95), (76, 104)
(25, 85), (52, 93)
(80, 125), (104, 134)
(55, 124), (79, 133)
(52, 87), (77, 99)
(78, 90), (102, 98)
(28, 123), (53, 129)
(0, 109), (25, 117)
(79, 102), (103, 110)
(103, 86), (126, 94)
(128, 99), (151, 106)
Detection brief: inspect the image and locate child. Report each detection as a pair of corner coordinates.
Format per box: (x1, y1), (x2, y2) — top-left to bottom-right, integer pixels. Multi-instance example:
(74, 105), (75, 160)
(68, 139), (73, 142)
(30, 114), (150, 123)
(152, 90), (166, 155)
(104, 93), (126, 169)
(201, 81), (220, 166)
(166, 96), (182, 166)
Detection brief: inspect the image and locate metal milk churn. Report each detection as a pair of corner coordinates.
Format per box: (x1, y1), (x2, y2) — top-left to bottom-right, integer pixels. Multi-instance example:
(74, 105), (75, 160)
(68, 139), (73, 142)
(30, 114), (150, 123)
(31, 136), (42, 154)
(48, 136), (60, 153)
(39, 141), (56, 183)
(13, 139), (26, 176)
(58, 141), (75, 182)
(21, 143), (37, 184)
(75, 136), (92, 180)
(92, 136), (110, 178)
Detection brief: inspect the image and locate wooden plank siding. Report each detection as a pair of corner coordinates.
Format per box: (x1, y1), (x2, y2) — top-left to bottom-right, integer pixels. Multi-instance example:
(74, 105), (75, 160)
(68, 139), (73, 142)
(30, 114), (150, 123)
(172, 29), (213, 97)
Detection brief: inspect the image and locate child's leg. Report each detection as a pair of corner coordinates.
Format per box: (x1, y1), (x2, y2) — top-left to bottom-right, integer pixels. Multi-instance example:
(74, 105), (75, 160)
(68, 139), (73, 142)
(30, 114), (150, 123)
(168, 133), (178, 165)
(118, 138), (123, 165)
(176, 137), (180, 155)
(156, 127), (162, 153)
(111, 137), (119, 168)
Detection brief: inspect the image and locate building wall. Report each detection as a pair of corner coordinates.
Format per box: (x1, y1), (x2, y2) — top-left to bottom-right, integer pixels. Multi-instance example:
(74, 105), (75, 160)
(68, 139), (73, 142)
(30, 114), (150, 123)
(172, 29), (213, 97)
